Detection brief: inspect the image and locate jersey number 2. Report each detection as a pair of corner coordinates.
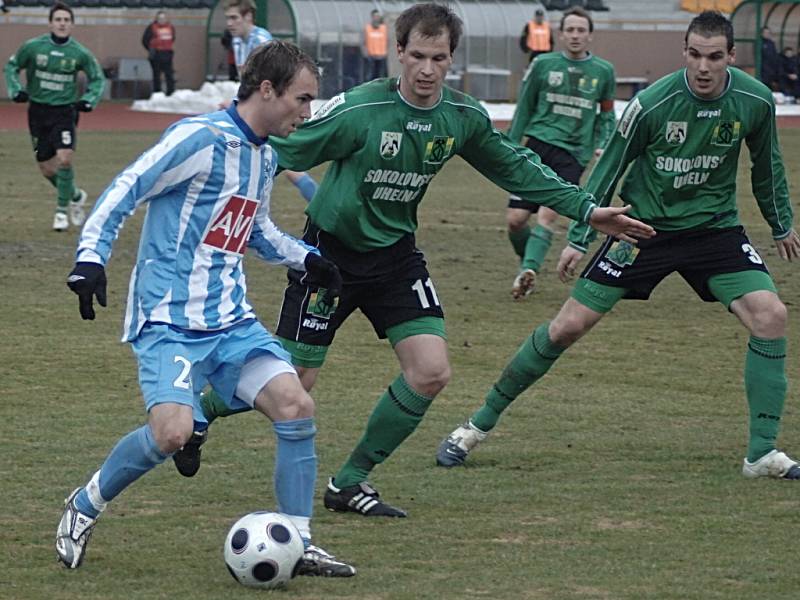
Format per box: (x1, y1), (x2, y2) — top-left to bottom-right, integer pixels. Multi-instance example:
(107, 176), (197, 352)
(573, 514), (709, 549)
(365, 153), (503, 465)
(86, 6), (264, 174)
(173, 355), (192, 390)
(411, 278), (440, 309)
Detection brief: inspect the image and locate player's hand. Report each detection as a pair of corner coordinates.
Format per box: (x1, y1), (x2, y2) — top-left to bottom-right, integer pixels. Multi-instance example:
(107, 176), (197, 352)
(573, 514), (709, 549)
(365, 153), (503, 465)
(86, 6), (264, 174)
(557, 246), (586, 283)
(66, 262), (107, 320)
(588, 205), (655, 244)
(13, 91), (29, 103)
(304, 252), (342, 311)
(75, 100), (93, 112)
(775, 229), (800, 261)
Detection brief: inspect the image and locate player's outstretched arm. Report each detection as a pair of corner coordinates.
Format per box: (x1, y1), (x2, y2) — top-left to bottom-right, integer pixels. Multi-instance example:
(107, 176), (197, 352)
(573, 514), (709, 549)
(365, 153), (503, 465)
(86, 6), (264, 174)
(775, 229), (800, 261)
(588, 205), (655, 244)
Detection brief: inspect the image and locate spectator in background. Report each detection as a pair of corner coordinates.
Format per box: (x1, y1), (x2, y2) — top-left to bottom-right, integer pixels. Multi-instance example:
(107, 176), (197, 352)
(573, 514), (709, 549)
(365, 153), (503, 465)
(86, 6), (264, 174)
(1, 0), (10, 14)
(779, 46), (800, 100)
(760, 26), (780, 90)
(363, 9), (388, 81)
(220, 29), (238, 81)
(520, 8), (553, 63)
(142, 11), (176, 96)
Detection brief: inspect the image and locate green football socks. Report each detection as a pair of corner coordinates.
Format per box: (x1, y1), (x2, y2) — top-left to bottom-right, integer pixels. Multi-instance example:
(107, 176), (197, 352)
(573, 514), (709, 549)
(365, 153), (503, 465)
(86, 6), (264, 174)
(508, 224), (531, 259)
(198, 388), (249, 424)
(745, 336), (787, 463)
(56, 166), (76, 209)
(471, 323), (565, 432)
(333, 374), (433, 489)
(521, 224), (554, 272)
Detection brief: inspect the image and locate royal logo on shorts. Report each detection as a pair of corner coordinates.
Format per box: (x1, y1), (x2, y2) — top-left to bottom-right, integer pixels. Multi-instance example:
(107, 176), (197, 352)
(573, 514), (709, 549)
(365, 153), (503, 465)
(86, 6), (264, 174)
(203, 195), (258, 255)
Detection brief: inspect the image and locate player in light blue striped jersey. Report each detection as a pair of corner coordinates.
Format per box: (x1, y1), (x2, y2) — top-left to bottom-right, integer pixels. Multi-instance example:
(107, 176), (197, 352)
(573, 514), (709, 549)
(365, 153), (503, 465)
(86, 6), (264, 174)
(224, 0), (318, 203)
(56, 41), (355, 578)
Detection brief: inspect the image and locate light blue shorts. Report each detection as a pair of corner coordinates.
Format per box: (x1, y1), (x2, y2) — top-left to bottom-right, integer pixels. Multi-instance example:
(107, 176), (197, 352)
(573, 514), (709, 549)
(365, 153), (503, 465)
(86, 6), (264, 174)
(131, 319), (293, 425)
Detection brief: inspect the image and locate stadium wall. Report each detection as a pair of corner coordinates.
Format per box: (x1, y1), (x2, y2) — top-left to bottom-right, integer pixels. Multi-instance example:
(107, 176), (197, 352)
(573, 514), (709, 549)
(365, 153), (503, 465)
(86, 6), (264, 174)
(0, 12), (686, 100)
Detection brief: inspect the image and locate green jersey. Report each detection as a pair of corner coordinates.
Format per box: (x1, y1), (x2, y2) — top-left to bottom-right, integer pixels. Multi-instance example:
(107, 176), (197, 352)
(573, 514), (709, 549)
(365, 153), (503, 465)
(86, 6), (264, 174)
(4, 34), (105, 107)
(507, 52), (616, 167)
(272, 78), (597, 252)
(568, 67), (792, 251)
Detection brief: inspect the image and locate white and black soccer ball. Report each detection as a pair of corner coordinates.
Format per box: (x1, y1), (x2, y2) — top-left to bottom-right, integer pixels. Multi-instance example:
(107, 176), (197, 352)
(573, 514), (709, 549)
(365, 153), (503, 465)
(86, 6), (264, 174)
(223, 511), (305, 589)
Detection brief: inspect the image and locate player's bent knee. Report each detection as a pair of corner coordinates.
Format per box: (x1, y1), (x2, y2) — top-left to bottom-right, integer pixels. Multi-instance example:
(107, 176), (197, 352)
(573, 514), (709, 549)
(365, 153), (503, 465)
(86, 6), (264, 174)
(750, 299), (788, 337)
(506, 208), (531, 231)
(549, 299), (602, 347)
(151, 420), (194, 454)
(404, 361), (451, 397)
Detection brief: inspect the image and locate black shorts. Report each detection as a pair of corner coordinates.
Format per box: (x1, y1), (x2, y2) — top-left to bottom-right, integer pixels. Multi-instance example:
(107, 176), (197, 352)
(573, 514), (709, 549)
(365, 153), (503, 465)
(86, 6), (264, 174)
(508, 137), (584, 211)
(275, 222), (445, 346)
(28, 101), (78, 162)
(580, 226), (770, 302)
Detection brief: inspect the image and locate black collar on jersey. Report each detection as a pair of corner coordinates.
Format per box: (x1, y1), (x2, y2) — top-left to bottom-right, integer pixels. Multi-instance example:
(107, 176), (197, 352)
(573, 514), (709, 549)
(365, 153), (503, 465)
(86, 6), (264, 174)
(50, 33), (70, 45)
(227, 100), (268, 146)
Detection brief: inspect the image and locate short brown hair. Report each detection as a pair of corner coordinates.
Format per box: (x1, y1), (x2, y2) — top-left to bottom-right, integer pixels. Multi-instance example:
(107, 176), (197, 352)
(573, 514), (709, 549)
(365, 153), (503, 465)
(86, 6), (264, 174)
(395, 2), (463, 55)
(237, 40), (320, 100)
(560, 7), (593, 33)
(49, 1), (74, 22)
(225, 0), (255, 18)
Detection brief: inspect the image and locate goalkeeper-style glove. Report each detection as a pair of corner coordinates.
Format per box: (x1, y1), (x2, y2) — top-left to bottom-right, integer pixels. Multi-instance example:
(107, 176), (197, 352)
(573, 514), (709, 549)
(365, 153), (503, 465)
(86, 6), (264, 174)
(67, 262), (107, 320)
(303, 252), (342, 312)
(75, 100), (93, 112)
(13, 91), (29, 103)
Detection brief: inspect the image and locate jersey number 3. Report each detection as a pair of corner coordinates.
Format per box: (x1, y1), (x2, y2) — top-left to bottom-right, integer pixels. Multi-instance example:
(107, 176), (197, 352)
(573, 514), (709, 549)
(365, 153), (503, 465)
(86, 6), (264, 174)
(741, 243), (764, 265)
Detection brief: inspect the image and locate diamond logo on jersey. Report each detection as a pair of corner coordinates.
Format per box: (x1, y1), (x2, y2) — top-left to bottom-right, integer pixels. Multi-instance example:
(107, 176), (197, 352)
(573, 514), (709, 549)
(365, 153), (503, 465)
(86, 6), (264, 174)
(203, 195), (258, 255)
(711, 120), (741, 147)
(665, 121), (687, 145)
(605, 240), (639, 267)
(548, 71), (564, 86)
(380, 131), (403, 159)
(36, 54), (48, 67)
(424, 136), (454, 165)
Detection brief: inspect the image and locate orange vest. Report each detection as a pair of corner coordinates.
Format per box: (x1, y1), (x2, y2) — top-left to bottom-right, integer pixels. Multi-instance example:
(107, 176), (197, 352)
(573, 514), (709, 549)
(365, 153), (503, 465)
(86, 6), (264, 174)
(148, 23), (175, 52)
(526, 21), (551, 52)
(365, 23), (388, 58)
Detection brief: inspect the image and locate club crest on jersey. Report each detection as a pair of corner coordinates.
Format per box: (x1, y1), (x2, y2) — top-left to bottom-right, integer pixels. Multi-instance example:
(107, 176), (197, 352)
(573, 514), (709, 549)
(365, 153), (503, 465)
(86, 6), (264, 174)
(711, 120), (740, 146)
(665, 121), (687, 145)
(203, 195), (258, 256)
(578, 76), (598, 94)
(36, 54), (48, 67)
(380, 131), (402, 159)
(424, 136), (454, 165)
(548, 71), (564, 87)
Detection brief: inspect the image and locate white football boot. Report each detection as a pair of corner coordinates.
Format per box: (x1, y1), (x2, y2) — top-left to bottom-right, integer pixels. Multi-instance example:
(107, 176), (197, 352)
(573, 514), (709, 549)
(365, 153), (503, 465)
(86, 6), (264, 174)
(56, 488), (98, 568)
(436, 421), (488, 467)
(52, 211), (69, 231)
(742, 449), (800, 479)
(69, 188), (88, 226)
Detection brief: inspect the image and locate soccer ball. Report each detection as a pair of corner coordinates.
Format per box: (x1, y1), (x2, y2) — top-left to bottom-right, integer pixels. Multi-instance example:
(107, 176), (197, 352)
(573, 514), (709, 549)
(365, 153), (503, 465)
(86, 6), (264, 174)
(223, 511), (305, 589)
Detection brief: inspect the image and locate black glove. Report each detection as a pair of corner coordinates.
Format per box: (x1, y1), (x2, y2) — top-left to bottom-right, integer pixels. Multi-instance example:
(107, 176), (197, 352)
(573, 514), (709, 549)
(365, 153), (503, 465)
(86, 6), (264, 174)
(75, 100), (93, 112)
(13, 91), (29, 103)
(67, 262), (107, 320)
(304, 252), (342, 312)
